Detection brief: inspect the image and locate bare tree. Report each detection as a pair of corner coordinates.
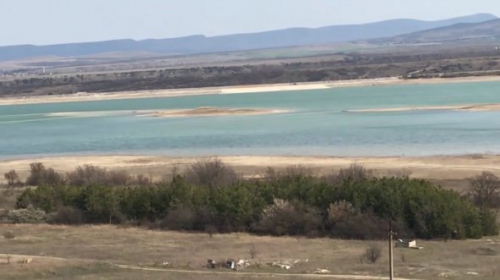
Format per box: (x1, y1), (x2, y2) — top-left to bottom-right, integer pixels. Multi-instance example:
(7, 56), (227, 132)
(184, 158), (239, 187)
(4, 170), (19, 187)
(26, 162), (65, 186)
(284, 165), (314, 177)
(325, 164), (373, 184)
(67, 165), (108, 186)
(468, 172), (500, 208)
(26, 162), (46, 186)
(261, 165), (314, 182)
(249, 243), (258, 259)
(338, 164), (373, 181)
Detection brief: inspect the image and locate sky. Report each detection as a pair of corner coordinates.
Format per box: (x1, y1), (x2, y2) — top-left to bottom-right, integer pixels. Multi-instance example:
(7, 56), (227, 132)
(2, 0), (500, 46)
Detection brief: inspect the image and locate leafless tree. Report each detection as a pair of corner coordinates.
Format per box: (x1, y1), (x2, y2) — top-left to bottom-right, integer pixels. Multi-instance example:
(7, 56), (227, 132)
(184, 158), (239, 187)
(4, 170), (19, 187)
(468, 172), (500, 208)
(339, 164), (373, 181)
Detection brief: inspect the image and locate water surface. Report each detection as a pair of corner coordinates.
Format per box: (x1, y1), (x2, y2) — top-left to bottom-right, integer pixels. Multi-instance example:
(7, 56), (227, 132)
(1, 81), (500, 159)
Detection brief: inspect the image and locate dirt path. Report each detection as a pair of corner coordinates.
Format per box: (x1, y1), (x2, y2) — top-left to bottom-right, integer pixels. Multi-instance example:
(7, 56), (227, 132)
(0, 253), (420, 280)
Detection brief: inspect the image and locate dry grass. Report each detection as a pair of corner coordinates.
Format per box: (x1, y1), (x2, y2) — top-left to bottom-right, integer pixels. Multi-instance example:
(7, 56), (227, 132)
(0, 224), (498, 279)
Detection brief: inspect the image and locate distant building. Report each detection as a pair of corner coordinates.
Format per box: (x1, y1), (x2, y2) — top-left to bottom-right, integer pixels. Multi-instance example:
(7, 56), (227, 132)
(396, 239), (418, 249)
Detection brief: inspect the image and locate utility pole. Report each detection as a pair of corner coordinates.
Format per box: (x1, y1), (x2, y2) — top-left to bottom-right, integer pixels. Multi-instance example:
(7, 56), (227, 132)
(388, 220), (397, 280)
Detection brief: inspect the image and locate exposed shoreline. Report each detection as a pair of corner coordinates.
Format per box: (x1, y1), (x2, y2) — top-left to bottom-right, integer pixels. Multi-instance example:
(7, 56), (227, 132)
(2, 76), (500, 106)
(347, 103), (500, 113)
(1, 154), (500, 183)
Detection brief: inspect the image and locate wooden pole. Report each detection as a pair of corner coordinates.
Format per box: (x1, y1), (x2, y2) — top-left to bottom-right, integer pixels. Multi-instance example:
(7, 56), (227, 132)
(389, 221), (395, 280)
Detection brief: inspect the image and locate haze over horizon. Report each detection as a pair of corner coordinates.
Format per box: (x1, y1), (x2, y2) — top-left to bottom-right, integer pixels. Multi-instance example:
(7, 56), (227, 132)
(2, 0), (500, 46)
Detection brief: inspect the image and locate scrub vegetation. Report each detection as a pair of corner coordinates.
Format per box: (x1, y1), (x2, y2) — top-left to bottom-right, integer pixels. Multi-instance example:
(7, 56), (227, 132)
(4, 159), (498, 241)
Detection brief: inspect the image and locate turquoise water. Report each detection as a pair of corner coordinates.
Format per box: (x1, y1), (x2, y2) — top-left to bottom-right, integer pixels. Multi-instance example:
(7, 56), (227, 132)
(1, 81), (500, 159)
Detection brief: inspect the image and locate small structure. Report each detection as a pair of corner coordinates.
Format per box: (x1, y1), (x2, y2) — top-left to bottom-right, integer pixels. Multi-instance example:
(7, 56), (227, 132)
(226, 260), (236, 270)
(207, 259), (216, 269)
(396, 239), (423, 249)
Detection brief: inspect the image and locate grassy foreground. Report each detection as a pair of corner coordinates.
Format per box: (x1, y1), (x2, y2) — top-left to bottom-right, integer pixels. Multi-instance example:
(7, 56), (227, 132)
(0, 224), (499, 280)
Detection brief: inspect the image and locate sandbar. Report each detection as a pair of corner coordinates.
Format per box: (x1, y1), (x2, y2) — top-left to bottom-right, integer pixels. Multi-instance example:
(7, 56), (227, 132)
(135, 107), (289, 117)
(2, 76), (500, 106)
(347, 103), (500, 113)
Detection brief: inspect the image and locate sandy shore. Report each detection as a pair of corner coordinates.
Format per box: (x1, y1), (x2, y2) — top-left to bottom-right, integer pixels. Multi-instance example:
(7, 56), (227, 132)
(348, 103), (500, 113)
(2, 76), (500, 106)
(135, 107), (289, 117)
(1, 155), (500, 184)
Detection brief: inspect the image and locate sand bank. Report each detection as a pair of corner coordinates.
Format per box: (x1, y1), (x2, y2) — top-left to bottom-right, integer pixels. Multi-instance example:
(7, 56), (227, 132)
(135, 107), (289, 117)
(347, 103), (500, 113)
(2, 76), (500, 106)
(1, 155), (500, 184)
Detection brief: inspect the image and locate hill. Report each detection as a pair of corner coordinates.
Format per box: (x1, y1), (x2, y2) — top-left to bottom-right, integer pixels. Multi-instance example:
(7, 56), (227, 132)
(373, 18), (500, 44)
(0, 13), (496, 62)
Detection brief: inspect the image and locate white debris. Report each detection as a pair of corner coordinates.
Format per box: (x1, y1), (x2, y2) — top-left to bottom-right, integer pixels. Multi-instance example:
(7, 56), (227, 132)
(272, 262), (291, 270)
(312, 268), (331, 274)
(237, 259), (250, 269)
(19, 258), (33, 264)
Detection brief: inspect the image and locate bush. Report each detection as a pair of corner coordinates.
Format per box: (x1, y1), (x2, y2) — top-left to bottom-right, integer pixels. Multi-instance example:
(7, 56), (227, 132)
(107, 170), (132, 186)
(14, 161), (499, 240)
(323, 164), (373, 185)
(479, 207), (499, 236)
(135, 174), (151, 186)
(159, 206), (196, 231)
(327, 201), (358, 224)
(184, 158), (239, 187)
(327, 201), (390, 240)
(362, 244), (382, 264)
(339, 164), (373, 180)
(331, 211), (389, 240)
(48, 206), (84, 225)
(262, 166), (314, 183)
(254, 199), (322, 236)
(3, 231), (15, 239)
(205, 224), (218, 237)
(6, 205), (47, 223)
(67, 165), (108, 186)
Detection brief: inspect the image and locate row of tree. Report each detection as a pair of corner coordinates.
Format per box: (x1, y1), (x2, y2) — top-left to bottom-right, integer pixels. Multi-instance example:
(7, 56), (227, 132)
(12, 160), (499, 240)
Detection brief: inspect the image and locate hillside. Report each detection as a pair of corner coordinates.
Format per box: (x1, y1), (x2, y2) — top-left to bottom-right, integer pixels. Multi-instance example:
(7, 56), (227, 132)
(374, 18), (500, 44)
(0, 13), (496, 62)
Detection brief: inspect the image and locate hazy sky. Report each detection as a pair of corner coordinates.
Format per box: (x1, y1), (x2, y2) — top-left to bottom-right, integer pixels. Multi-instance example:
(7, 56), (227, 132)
(2, 0), (500, 46)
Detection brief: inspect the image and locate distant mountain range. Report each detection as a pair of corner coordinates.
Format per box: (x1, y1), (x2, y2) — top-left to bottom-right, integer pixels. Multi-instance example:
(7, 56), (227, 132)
(0, 13), (497, 62)
(373, 18), (500, 44)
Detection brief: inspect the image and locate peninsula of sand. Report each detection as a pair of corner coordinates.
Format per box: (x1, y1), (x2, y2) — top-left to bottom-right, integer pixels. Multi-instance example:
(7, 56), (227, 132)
(134, 107), (289, 117)
(2, 76), (500, 106)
